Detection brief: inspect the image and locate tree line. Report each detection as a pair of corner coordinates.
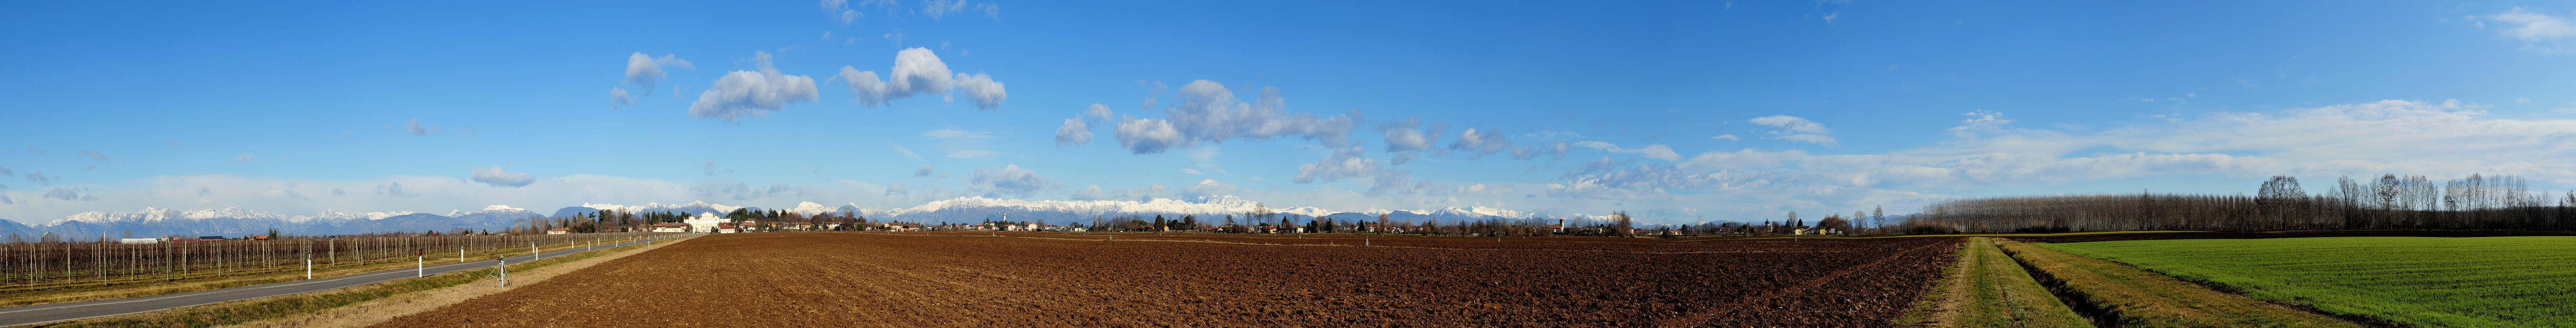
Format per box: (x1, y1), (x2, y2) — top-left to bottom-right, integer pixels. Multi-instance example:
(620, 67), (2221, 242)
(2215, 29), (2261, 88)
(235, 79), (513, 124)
(1896, 173), (2576, 233)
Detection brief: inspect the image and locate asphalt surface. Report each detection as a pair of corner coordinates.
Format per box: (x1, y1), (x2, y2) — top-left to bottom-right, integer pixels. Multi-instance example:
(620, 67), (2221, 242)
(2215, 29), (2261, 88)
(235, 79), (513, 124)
(0, 234), (689, 327)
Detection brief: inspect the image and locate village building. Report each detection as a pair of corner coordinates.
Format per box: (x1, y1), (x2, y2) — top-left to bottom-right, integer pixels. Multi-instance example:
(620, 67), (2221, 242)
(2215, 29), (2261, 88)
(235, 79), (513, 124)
(650, 222), (692, 233)
(547, 228), (573, 235)
(683, 212), (733, 233)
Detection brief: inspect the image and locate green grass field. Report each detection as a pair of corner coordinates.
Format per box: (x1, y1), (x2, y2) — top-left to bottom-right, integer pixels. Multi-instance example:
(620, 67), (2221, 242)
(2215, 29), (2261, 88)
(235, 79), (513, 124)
(2041, 236), (2576, 327)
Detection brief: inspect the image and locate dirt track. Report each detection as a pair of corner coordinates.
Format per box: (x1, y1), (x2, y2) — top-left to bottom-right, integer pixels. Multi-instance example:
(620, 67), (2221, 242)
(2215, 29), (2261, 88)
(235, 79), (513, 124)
(376, 232), (1957, 327)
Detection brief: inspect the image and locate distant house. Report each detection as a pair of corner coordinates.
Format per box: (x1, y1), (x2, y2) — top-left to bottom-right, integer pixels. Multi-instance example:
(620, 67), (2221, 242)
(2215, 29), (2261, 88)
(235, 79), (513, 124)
(118, 238), (160, 244)
(651, 223), (692, 233)
(547, 228), (573, 235)
(716, 223), (741, 233)
(250, 235), (272, 240)
(880, 222), (922, 231)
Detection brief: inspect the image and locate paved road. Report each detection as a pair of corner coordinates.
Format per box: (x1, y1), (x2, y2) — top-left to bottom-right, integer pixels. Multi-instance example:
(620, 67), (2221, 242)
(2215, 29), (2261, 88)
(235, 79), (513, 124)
(0, 234), (690, 327)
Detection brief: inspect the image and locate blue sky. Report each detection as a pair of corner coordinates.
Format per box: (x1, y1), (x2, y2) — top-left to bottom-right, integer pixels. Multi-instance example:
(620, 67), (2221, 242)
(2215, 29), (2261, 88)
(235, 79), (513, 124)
(5, 0), (2575, 225)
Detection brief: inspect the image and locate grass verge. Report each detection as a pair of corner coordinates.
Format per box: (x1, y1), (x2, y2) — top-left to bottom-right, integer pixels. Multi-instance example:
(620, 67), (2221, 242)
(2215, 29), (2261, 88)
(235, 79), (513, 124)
(33, 237), (687, 328)
(1995, 239), (2360, 328)
(1894, 237), (2093, 328)
(2041, 237), (2576, 327)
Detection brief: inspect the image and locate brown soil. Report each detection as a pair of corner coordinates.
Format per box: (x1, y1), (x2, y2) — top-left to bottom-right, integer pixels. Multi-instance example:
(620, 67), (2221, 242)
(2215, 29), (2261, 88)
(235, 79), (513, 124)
(376, 232), (1959, 327)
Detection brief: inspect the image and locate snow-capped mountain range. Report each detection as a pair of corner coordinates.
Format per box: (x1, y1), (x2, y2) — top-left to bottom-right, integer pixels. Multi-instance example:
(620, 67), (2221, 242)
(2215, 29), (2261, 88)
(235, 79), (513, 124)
(0, 196), (1585, 239)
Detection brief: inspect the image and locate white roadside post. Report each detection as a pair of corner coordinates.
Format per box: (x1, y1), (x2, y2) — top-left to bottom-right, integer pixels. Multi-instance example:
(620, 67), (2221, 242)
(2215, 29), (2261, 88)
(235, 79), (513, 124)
(530, 242), (539, 261)
(305, 257), (313, 280)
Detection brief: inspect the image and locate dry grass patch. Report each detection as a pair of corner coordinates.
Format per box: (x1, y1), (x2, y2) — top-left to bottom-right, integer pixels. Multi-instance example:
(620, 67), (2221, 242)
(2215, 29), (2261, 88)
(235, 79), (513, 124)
(1997, 239), (2359, 328)
(1895, 238), (2093, 328)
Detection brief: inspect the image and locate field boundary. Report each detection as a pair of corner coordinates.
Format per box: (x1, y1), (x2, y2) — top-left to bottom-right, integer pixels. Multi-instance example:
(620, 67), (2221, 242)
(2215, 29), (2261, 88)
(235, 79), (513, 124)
(849, 231), (1855, 254)
(1654, 239), (1957, 327)
(1994, 239), (2363, 328)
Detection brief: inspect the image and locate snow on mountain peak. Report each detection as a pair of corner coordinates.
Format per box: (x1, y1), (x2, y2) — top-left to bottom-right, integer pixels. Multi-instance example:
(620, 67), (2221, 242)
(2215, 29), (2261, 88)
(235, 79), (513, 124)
(50, 207), (297, 225)
(789, 201), (835, 216)
(480, 204), (526, 212)
(1467, 206), (1527, 218)
(573, 201), (743, 214)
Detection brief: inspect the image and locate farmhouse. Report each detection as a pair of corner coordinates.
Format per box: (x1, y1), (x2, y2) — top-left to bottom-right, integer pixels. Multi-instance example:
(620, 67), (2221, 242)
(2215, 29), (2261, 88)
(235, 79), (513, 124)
(650, 223), (692, 233)
(547, 228), (573, 235)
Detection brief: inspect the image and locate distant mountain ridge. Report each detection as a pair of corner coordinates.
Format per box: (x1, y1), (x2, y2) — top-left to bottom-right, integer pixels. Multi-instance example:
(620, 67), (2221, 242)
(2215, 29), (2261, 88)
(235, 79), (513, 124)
(0, 196), (1594, 239)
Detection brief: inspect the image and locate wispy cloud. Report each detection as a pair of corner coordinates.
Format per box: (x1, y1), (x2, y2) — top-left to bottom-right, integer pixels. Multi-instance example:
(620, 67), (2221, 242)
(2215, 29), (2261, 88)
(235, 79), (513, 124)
(1750, 115), (1836, 146)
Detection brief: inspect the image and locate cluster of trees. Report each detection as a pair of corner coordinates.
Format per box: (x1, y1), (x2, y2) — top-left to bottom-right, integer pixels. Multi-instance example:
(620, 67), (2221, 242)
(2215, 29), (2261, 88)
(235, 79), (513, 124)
(1898, 173), (2576, 233)
(531, 208), (899, 233)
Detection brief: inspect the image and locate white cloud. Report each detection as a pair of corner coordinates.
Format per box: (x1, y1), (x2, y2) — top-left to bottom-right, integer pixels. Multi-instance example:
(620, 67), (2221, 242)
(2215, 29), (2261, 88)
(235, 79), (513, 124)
(1290, 147), (1427, 195)
(923, 129), (993, 140)
(946, 150), (1001, 158)
(1181, 168), (1204, 175)
(404, 119), (435, 135)
(922, 0), (999, 20)
(2488, 7), (2576, 45)
(43, 187), (96, 201)
(1113, 118), (1183, 154)
(915, 165), (935, 177)
(1449, 127), (1514, 157)
(467, 166), (533, 187)
(77, 150), (108, 162)
(951, 73), (1006, 110)
(820, 0), (860, 25)
(609, 87), (633, 109)
(1180, 179), (1240, 199)
(1086, 103), (1114, 120)
(1574, 141), (1681, 161)
(1382, 127), (1436, 153)
(837, 48), (1002, 109)
(1118, 80), (1358, 154)
(1055, 118), (1092, 146)
(624, 52), (695, 89)
(1553, 98), (2576, 217)
(1711, 134), (1740, 141)
(1822, 11), (1839, 24)
(970, 164), (1050, 197)
(1947, 110), (2012, 137)
(893, 146), (923, 161)
(688, 52), (819, 121)
(1295, 147), (1383, 184)
(235, 154), (256, 163)
(1750, 115), (1836, 146)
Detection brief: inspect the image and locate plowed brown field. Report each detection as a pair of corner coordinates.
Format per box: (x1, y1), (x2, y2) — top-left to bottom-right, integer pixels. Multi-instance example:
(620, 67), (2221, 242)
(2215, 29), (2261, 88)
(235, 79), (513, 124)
(376, 232), (1958, 327)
